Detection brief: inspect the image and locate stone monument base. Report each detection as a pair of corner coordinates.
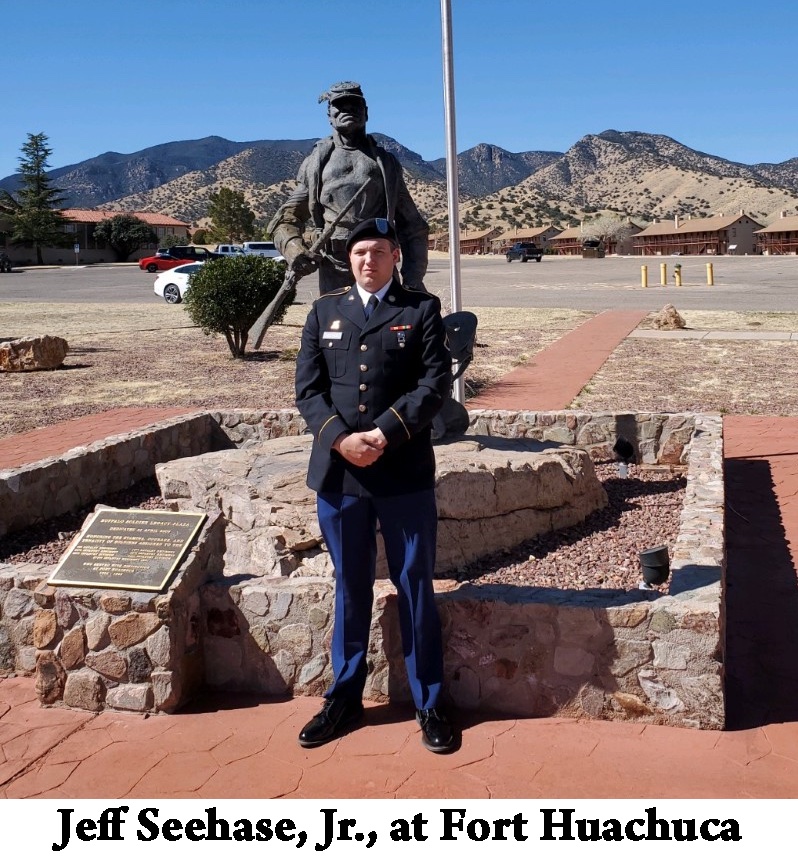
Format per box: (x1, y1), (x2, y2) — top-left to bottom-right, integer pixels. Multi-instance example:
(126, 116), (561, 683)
(155, 435), (609, 578)
(0, 408), (723, 728)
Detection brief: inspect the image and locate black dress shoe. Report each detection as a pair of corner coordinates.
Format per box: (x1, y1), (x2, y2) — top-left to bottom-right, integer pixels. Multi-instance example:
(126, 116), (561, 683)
(416, 708), (455, 753)
(298, 698), (364, 748)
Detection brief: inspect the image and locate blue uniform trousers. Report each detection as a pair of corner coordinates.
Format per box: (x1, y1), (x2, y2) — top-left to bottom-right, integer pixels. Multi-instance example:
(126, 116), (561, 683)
(317, 488), (443, 710)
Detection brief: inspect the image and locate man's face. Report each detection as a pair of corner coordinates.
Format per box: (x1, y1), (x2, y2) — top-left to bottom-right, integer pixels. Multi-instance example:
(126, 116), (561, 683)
(349, 238), (400, 292)
(328, 97), (367, 135)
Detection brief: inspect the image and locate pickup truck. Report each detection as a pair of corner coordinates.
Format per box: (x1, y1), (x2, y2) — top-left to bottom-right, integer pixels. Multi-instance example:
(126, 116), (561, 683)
(241, 241), (284, 260)
(505, 242), (543, 263)
(214, 244), (245, 256)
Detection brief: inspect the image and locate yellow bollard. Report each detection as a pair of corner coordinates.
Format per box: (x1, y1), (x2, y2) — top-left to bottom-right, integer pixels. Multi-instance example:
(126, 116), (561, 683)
(660, 262), (667, 286)
(706, 262), (714, 286)
(674, 265), (682, 287)
(641, 265), (648, 288)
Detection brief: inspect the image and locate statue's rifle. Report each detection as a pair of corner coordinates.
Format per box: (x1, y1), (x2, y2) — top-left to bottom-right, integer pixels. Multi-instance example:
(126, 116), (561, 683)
(250, 177), (371, 350)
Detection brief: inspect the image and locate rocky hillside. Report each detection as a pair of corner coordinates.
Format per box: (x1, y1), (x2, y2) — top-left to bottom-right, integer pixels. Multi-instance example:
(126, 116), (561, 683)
(0, 136), (318, 209)
(105, 147), (309, 225)
(528, 131), (798, 221)
(3, 130), (797, 231)
(451, 131), (798, 234)
(429, 143), (561, 198)
(0, 134), (554, 224)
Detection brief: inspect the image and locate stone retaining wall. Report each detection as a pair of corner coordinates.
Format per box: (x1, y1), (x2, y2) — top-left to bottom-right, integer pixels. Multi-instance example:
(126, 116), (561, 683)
(0, 412), (218, 540)
(0, 564), (49, 675)
(0, 409), (725, 728)
(193, 412), (724, 729)
(0, 408), (698, 540)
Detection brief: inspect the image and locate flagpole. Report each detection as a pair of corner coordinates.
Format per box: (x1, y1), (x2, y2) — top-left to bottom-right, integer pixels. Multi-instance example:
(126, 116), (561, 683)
(440, 0), (464, 404)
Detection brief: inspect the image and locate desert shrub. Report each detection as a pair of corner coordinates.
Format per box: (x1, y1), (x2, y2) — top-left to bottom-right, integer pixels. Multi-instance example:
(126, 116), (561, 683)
(183, 255), (292, 358)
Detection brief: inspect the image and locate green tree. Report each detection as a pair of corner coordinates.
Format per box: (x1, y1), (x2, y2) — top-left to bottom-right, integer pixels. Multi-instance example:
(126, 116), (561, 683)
(191, 227), (209, 244)
(159, 233), (184, 249)
(183, 255), (292, 358)
(1, 133), (68, 265)
(92, 214), (156, 261)
(207, 187), (255, 243)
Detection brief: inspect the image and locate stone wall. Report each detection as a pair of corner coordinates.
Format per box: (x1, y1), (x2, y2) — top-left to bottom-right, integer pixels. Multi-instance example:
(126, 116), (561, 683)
(193, 574), (724, 728)
(0, 408), (726, 727)
(0, 407), (698, 541)
(0, 412), (219, 540)
(208, 408), (697, 466)
(191, 413), (724, 729)
(466, 409), (695, 464)
(0, 564), (50, 675)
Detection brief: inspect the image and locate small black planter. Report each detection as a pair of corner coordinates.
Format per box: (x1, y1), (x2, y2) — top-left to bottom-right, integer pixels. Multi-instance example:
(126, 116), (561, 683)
(639, 545), (670, 587)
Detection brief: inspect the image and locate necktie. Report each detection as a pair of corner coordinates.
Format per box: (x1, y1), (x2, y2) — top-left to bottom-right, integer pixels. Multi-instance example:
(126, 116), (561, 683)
(364, 295), (379, 320)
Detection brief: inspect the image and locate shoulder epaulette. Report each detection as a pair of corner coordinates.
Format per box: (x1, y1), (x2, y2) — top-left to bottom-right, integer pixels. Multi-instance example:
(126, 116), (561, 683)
(315, 285), (352, 301)
(400, 283), (436, 299)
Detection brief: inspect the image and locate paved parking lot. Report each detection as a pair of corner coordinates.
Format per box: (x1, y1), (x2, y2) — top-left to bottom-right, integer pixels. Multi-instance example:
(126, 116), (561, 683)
(2, 254), (798, 311)
(425, 254), (798, 311)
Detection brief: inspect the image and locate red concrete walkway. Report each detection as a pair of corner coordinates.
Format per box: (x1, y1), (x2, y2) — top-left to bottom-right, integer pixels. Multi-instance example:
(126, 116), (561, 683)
(0, 407), (193, 470)
(1, 669), (797, 799)
(468, 308), (648, 411)
(723, 416), (798, 731)
(1, 313), (798, 799)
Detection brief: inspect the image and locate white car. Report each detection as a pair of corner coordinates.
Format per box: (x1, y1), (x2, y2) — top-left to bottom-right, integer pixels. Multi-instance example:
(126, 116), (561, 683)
(153, 262), (203, 304)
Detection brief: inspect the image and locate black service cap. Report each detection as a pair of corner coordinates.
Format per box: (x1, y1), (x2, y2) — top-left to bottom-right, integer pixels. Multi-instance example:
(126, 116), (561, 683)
(346, 218), (399, 252)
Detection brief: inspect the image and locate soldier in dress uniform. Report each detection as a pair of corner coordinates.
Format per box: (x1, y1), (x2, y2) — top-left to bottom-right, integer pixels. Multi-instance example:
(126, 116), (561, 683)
(268, 81), (429, 294)
(294, 217), (455, 753)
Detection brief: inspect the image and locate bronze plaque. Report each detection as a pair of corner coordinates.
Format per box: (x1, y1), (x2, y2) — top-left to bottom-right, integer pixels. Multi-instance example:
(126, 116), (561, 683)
(48, 508), (207, 592)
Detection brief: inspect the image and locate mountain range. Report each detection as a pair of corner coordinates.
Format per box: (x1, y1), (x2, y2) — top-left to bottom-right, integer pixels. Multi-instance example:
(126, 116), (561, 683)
(2, 130), (797, 232)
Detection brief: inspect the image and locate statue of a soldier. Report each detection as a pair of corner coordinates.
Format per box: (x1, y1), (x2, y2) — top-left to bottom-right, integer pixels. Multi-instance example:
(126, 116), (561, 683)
(268, 81), (429, 294)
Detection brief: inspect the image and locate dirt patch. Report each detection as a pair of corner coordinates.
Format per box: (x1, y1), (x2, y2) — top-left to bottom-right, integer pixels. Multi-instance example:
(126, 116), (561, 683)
(572, 338), (798, 414)
(0, 303), (591, 436)
(3, 300), (798, 436)
(454, 463), (683, 591)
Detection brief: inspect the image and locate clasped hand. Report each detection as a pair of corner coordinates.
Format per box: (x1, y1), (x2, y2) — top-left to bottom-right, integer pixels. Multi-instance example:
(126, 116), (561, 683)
(334, 429), (387, 466)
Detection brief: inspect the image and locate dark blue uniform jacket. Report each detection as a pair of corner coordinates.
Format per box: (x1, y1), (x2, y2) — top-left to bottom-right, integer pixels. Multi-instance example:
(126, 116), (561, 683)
(295, 279), (451, 497)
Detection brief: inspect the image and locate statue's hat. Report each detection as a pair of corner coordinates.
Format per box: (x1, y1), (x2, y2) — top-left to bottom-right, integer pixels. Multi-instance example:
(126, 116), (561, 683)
(319, 81), (365, 105)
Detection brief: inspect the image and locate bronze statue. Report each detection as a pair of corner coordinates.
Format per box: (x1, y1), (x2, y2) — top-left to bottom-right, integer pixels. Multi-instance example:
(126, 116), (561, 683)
(268, 81), (429, 294)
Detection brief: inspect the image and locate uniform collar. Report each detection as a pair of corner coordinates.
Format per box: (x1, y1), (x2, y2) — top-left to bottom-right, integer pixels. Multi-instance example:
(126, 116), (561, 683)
(355, 278), (392, 307)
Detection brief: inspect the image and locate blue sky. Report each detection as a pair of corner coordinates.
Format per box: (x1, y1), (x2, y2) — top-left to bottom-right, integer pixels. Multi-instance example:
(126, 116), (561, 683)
(2, 0), (797, 181)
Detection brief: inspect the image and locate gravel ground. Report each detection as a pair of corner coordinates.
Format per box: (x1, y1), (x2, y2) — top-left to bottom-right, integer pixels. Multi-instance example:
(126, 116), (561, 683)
(0, 477), (168, 566)
(571, 338), (798, 415)
(453, 463), (684, 591)
(1, 464), (685, 593)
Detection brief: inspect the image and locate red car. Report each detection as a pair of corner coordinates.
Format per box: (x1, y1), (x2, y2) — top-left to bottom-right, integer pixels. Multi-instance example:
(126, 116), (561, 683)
(139, 246), (220, 273)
